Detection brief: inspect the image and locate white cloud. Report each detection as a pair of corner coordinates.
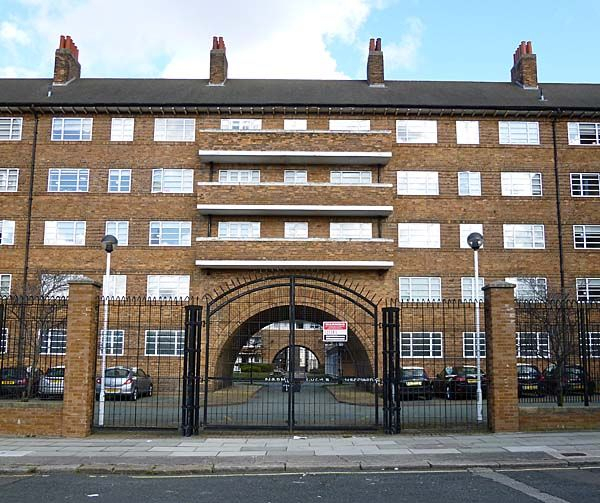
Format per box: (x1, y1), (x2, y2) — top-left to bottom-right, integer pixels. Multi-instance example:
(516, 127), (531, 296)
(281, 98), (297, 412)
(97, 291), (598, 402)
(0, 21), (30, 45)
(383, 17), (424, 72)
(0, 66), (39, 78)
(17, 0), (379, 79)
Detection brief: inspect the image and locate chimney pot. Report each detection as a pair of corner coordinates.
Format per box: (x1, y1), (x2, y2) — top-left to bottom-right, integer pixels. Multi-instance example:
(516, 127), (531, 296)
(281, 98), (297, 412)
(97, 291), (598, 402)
(212, 36), (218, 49)
(375, 38), (381, 51)
(526, 41), (533, 54)
(369, 38), (375, 51)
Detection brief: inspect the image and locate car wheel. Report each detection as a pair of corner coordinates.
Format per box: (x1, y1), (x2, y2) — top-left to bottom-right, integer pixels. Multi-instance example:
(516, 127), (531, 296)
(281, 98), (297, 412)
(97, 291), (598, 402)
(446, 385), (454, 400)
(131, 387), (138, 401)
(148, 385), (153, 397)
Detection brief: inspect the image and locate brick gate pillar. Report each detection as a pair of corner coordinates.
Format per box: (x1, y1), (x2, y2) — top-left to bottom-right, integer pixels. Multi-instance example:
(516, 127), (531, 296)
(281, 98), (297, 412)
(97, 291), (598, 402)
(483, 280), (518, 432)
(62, 278), (101, 437)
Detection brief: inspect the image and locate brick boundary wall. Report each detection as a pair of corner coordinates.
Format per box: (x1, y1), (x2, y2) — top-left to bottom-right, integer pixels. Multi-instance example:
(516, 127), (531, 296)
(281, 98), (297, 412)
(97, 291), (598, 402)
(519, 406), (600, 431)
(0, 402), (63, 436)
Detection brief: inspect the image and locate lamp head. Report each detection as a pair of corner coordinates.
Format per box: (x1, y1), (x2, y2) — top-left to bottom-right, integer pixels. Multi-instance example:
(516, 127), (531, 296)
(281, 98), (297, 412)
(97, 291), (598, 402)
(467, 232), (483, 251)
(101, 234), (118, 253)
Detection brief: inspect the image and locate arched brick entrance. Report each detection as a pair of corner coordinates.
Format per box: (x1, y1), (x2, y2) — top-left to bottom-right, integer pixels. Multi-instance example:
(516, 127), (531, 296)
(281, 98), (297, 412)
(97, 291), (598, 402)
(198, 274), (379, 431)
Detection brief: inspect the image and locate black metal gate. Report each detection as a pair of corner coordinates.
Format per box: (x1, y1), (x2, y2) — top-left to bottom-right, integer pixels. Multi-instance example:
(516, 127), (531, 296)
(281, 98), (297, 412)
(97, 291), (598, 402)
(197, 275), (379, 431)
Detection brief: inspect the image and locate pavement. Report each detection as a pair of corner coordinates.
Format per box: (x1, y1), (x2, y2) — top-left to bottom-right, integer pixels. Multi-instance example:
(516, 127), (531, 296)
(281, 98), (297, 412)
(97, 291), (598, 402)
(0, 430), (599, 475)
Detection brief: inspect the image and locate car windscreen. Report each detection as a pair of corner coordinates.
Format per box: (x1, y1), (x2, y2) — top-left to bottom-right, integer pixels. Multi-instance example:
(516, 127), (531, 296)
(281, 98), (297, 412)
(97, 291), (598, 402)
(402, 368), (425, 378)
(46, 368), (65, 378)
(517, 366), (539, 376)
(457, 367), (478, 376)
(1, 368), (27, 378)
(105, 368), (129, 378)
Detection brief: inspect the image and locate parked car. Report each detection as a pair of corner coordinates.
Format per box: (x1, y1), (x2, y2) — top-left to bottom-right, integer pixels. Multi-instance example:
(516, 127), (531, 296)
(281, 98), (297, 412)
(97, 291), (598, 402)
(39, 365), (65, 399)
(433, 366), (487, 400)
(396, 366), (433, 400)
(517, 363), (545, 397)
(0, 367), (41, 398)
(542, 365), (596, 396)
(95, 367), (153, 401)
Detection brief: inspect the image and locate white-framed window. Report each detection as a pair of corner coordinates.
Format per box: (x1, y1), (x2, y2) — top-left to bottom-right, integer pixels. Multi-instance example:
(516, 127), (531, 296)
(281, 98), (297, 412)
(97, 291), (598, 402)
(573, 225), (600, 249)
(149, 221), (191, 246)
(401, 332), (443, 358)
(589, 333), (600, 358)
(145, 330), (184, 356)
(154, 118), (195, 141)
(146, 275), (190, 299)
(0, 168), (19, 192)
(503, 224), (545, 249)
(330, 171), (372, 184)
(220, 119), (262, 131)
(501, 172), (542, 196)
(0, 117), (23, 141)
(463, 332), (486, 358)
(44, 221), (86, 246)
(460, 224), (483, 249)
(461, 277), (485, 302)
(103, 275), (127, 298)
(108, 169), (131, 193)
(105, 221), (129, 246)
(0, 220), (15, 245)
(458, 172), (481, 196)
(570, 173), (600, 197)
(285, 222), (308, 239)
(398, 223), (440, 248)
(218, 222), (260, 239)
(51, 118), (92, 141)
(100, 330), (125, 356)
(576, 278), (600, 302)
(330, 223), (372, 239)
(568, 123), (600, 145)
(397, 171), (439, 195)
(456, 121), (479, 145)
(284, 119), (307, 131)
(0, 274), (11, 296)
(0, 328), (6, 353)
(396, 120), (437, 143)
(516, 332), (550, 358)
(399, 277), (442, 302)
(498, 121), (540, 145)
(40, 329), (67, 355)
(47, 168), (89, 192)
(284, 170), (307, 184)
(151, 168), (193, 193)
(218, 170), (260, 184)
(506, 277), (548, 301)
(329, 120), (370, 131)
(110, 118), (134, 141)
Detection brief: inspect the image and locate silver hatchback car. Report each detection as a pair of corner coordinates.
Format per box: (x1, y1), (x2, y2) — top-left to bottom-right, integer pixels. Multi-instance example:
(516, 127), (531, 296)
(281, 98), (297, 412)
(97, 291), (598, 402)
(95, 366), (153, 401)
(39, 366), (65, 399)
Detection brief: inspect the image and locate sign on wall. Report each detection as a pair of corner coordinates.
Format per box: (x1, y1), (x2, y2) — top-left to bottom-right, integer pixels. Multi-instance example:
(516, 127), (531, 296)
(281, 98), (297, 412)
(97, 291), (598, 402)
(323, 321), (348, 342)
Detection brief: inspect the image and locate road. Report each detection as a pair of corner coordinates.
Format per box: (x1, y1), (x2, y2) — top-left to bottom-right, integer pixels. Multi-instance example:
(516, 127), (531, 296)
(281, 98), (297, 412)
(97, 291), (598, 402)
(0, 468), (598, 502)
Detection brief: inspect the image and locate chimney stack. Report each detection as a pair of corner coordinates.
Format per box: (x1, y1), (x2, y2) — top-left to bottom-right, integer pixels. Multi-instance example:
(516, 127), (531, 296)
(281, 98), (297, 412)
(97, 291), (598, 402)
(53, 35), (81, 85)
(367, 37), (384, 87)
(209, 35), (228, 85)
(510, 40), (538, 89)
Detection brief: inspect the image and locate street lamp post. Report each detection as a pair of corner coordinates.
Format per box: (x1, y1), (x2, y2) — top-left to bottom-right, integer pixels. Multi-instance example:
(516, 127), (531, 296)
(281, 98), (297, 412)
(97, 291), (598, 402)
(99, 235), (118, 427)
(467, 232), (484, 423)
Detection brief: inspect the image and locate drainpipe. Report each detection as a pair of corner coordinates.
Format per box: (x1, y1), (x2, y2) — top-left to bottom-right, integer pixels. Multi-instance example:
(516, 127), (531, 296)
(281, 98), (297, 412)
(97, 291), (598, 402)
(22, 107), (39, 296)
(551, 112), (565, 296)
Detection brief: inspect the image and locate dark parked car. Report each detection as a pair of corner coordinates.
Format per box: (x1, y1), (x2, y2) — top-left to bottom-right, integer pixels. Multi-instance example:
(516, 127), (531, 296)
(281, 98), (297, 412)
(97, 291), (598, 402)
(95, 366), (153, 401)
(517, 364), (545, 397)
(542, 365), (596, 396)
(0, 367), (41, 397)
(396, 366), (433, 400)
(434, 366), (487, 400)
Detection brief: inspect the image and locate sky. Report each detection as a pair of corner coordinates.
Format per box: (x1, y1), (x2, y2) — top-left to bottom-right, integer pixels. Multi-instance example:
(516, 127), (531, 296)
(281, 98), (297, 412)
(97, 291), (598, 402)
(1, 0), (599, 83)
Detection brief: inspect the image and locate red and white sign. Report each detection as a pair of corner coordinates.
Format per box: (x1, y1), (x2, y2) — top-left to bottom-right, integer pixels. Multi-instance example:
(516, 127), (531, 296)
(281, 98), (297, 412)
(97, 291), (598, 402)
(323, 321), (348, 342)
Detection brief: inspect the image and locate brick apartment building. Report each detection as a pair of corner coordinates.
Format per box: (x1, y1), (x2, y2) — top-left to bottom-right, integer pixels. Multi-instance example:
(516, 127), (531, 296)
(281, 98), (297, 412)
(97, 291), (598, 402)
(0, 36), (599, 373)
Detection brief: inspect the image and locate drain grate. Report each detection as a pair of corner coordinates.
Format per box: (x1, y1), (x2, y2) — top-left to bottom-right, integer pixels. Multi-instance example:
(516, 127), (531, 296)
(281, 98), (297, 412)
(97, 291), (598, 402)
(561, 452), (586, 457)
